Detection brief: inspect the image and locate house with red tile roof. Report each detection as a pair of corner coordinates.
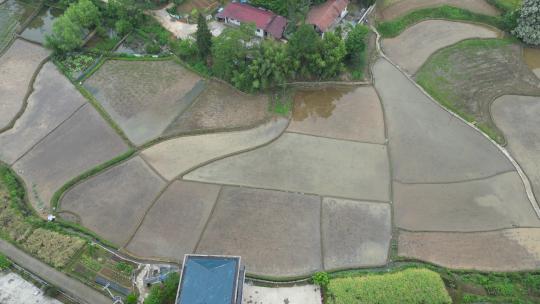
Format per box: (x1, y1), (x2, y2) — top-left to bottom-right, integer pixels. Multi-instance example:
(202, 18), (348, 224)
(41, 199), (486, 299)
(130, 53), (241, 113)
(307, 0), (350, 34)
(216, 2), (287, 40)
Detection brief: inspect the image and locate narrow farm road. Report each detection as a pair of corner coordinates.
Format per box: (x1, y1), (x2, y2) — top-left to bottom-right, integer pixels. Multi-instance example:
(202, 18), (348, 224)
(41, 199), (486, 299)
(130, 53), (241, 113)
(0, 239), (112, 304)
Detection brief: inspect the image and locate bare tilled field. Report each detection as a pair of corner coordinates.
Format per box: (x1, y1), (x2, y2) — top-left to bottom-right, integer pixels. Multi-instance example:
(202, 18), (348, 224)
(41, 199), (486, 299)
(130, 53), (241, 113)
(492, 95), (540, 202)
(399, 229), (540, 271)
(416, 39), (540, 144)
(13, 104), (129, 214)
(60, 156), (166, 246)
(0, 62), (85, 165)
(377, 0), (499, 20)
(164, 81), (269, 136)
(0, 39), (49, 130)
(83, 60), (203, 145)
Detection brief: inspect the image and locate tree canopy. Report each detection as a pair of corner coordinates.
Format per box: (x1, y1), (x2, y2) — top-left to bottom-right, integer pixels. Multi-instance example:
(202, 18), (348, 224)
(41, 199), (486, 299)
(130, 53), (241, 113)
(513, 0), (540, 45)
(196, 13), (212, 60)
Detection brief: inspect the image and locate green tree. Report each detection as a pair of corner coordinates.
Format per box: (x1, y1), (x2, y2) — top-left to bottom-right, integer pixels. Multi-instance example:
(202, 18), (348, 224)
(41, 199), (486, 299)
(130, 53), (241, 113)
(211, 23), (255, 81)
(319, 31), (346, 78)
(345, 25), (369, 62)
(287, 24), (321, 77)
(196, 13), (212, 60)
(115, 19), (133, 36)
(143, 272), (179, 304)
(64, 0), (100, 29)
(513, 0), (540, 45)
(244, 40), (292, 91)
(45, 15), (84, 53)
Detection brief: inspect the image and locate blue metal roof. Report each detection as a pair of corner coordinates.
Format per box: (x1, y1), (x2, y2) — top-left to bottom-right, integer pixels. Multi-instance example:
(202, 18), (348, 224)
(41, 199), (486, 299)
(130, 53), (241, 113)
(177, 255), (240, 304)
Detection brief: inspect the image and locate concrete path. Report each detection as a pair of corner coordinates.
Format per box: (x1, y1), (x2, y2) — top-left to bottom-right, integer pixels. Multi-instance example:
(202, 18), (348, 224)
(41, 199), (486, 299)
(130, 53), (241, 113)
(0, 272), (62, 304)
(0, 239), (111, 304)
(382, 20), (500, 75)
(242, 283), (322, 304)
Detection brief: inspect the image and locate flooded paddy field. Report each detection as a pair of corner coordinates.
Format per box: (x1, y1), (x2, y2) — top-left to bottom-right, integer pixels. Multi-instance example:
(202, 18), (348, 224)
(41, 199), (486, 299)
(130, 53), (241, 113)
(0, 0), (38, 51)
(20, 6), (62, 44)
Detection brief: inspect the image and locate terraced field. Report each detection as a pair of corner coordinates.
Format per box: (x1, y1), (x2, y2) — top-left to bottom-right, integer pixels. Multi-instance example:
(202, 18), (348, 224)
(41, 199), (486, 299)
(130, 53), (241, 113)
(416, 39), (540, 144)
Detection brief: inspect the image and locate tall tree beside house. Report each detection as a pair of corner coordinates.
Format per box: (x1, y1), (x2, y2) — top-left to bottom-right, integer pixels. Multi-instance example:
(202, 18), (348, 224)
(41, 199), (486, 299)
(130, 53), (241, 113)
(287, 24), (321, 77)
(319, 31), (347, 78)
(512, 0), (540, 45)
(211, 23), (256, 82)
(196, 13), (212, 61)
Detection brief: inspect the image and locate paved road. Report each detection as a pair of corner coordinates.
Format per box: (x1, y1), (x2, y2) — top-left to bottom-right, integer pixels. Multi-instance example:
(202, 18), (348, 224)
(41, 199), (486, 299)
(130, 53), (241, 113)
(0, 239), (111, 304)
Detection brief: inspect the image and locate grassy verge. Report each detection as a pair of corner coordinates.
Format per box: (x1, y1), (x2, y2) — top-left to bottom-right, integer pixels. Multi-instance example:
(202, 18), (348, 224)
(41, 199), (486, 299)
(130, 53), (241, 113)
(415, 38), (514, 144)
(376, 5), (503, 38)
(326, 268), (452, 304)
(486, 0), (522, 13)
(0, 163), (135, 299)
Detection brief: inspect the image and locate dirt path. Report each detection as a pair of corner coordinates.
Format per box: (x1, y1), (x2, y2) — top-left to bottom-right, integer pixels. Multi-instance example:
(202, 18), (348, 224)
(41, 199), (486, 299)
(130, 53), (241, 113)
(0, 239), (111, 304)
(147, 5), (224, 39)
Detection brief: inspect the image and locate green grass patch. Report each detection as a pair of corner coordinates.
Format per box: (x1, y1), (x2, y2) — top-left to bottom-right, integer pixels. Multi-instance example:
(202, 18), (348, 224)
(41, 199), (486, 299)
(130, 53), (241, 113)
(376, 5), (503, 38)
(269, 89), (292, 116)
(326, 268), (452, 304)
(487, 0), (522, 13)
(416, 38), (512, 144)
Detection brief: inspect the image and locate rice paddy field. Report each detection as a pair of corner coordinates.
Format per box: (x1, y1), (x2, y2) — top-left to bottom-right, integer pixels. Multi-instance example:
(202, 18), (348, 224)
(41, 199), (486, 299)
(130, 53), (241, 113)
(0, 0), (39, 52)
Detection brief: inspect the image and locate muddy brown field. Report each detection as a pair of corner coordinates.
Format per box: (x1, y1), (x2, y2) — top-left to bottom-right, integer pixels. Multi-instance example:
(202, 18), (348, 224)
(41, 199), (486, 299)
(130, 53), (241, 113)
(377, 0), (499, 20)
(164, 81), (269, 136)
(83, 60), (202, 145)
(415, 39), (540, 144)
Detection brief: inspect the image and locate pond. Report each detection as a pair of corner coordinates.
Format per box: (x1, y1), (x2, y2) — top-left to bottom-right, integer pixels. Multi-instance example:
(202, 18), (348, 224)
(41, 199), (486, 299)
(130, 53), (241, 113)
(84, 28), (119, 52)
(524, 47), (540, 79)
(0, 0), (38, 51)
(114, 33), (147, 54)
(292, 87), (351, 122)
(20, 5), (62, 44)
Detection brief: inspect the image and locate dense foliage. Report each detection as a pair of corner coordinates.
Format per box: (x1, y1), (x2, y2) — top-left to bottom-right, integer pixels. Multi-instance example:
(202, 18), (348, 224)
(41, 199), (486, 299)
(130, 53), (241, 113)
(195, 13), (212, 60)
(327, 268), (452, 304)
(513, 0), (540, 45)
(46, 0), (101, 53)
(144, 272), (180, 304)
(207, 23), (352, 92)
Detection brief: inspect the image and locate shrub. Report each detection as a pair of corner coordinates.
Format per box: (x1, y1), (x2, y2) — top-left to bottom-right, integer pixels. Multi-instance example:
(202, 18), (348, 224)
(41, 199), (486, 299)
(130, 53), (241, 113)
(145, 42), (161, 54)
(125, 293), (138, 304)
(312, 271), (330, 288)
(44, 285), (60, 297)
(115, 19), (133, 36)
(327, 268), (452, 304)
(0, 254), (11, 270)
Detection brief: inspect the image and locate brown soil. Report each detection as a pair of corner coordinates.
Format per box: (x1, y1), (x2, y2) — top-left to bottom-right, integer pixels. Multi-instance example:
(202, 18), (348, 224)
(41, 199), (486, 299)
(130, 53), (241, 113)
(415, 41), (540, 144)
(398, 229), (540, 271)
(378, 0), (500, 21)
(163, 81), (269, 136)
